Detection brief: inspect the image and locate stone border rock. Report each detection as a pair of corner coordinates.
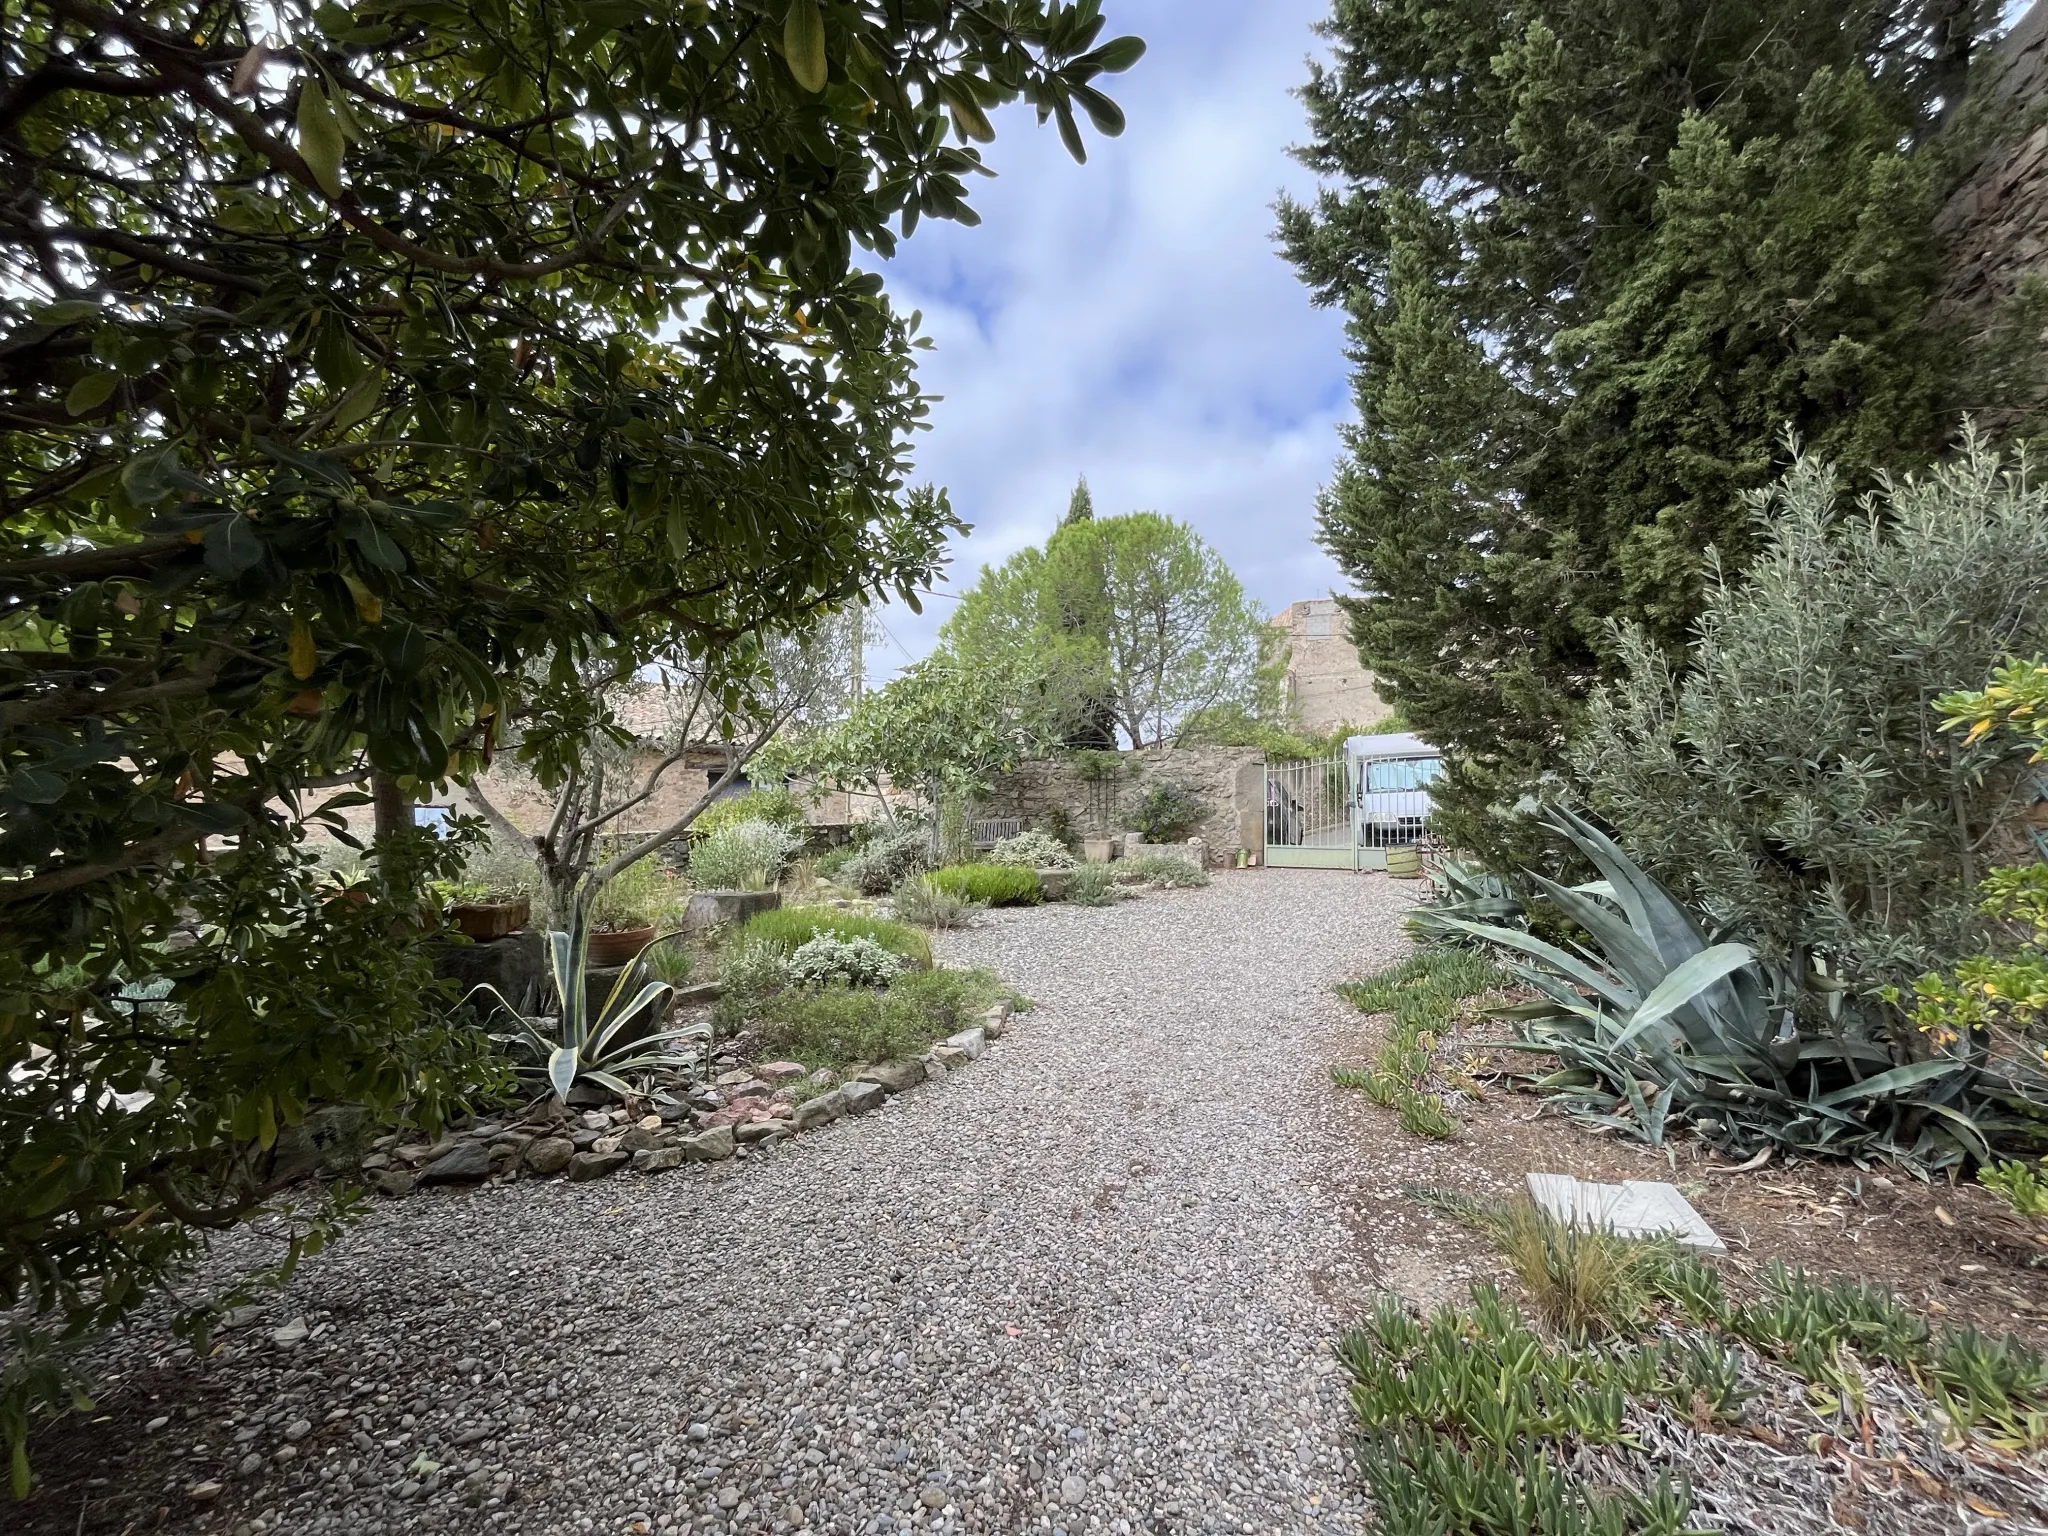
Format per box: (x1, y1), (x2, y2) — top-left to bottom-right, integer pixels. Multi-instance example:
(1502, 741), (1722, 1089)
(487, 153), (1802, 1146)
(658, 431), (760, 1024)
(360, 1001), (1016, 1197)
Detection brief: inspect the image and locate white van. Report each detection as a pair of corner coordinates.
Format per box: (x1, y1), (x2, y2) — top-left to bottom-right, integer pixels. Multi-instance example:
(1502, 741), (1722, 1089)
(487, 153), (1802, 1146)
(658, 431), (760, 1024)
(1344, 731), (1442, 850)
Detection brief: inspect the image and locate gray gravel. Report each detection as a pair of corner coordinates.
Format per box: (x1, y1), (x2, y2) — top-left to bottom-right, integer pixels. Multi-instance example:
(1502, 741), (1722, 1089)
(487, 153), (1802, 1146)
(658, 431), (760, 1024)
(74, 869), (1416, 1535)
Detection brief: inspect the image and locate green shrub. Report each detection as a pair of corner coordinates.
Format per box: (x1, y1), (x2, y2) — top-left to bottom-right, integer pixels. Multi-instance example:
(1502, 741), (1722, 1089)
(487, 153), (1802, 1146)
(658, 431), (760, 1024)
(1066, 861), (1122, 906)
(1575, 440), (2048, 993)
(928, 863), (1043, 906)
(585, 855), (687, 931)
(1129, 778), (1206, 841)
(690, 786), (809, 841)
(843, 828), (934, 895)
(989, 830), (1077, 869)
(757, 967), (1010, 1068)
(814, 844), (856, 880)
(709, 937), (790, 1036)
(451, 838), (541, 904)
(1116, 853), (1208, 888)
(736, 906), (933, 969)
(891, 874), (983, 929)
(689, 818), (804, 892)
(787, 933), (904, 988)
(1981, 1157), (2048, 1219)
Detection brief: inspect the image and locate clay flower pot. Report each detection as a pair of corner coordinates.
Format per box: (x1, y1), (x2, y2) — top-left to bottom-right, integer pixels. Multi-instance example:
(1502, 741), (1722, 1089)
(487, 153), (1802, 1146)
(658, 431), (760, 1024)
(587, 924), (656, 966)
(450, 896), (531, 940)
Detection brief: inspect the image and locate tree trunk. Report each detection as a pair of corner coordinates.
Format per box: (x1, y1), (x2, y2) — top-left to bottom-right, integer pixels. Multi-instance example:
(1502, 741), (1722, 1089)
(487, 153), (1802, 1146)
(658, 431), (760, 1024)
(370, 771), (412, 872)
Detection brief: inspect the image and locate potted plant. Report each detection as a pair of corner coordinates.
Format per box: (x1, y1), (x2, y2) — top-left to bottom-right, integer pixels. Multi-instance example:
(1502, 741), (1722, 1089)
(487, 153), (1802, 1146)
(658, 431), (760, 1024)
(447, 841), (538, 939)
(583, 857), (683, 966)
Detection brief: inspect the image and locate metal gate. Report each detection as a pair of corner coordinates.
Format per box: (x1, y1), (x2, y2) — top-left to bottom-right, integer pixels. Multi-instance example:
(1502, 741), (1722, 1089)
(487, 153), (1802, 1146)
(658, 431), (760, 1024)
(1263, 749), (1441, 870)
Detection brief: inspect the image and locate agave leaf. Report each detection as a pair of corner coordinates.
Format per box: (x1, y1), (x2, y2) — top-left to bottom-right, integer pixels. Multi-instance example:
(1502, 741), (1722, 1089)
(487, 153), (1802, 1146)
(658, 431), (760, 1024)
(1541, 805), (1711, 968)
(1794, 1036), (1894, 1065)
(582, 1068), (639, 1098)
(546, 1045), (578, 1101)
(547, 928), (581, 1038)
(1610, 943), (1757, 1052)
(1528, 871), (1669, 998)
(586, 980), (678, 1062)
(1817, 1058), (1963, 1107)
(1427, 917), (1641, 1013)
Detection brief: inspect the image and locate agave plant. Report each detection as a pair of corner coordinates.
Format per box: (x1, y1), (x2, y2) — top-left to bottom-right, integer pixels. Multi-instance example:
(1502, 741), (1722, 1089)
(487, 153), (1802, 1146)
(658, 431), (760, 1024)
(469, 920), (708, 1099)
(1446, 806), (2014, 1169)
(1405, 856), (1526, 944)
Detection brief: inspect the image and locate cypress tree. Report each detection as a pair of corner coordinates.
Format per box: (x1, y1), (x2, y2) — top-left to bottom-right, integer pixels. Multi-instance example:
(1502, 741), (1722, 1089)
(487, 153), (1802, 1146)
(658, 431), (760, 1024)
(1279, 1), (2026, 861)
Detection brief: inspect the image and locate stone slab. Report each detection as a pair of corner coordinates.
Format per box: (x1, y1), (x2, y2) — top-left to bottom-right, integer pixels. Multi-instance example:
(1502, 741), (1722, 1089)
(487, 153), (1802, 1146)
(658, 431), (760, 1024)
(1525, 1172), (1725, 1252)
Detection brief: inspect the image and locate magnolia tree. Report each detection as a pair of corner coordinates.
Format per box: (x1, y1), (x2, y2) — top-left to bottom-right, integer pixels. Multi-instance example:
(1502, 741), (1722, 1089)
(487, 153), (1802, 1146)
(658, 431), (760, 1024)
(0, 0), (1142, 1478)
(468, 613), (862, 923)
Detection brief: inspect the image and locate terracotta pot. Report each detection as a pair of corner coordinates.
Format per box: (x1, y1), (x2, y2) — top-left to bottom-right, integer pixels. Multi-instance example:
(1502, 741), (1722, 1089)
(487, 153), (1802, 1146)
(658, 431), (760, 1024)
(587, 924), (655, 966)
(450, 897), (531, 940)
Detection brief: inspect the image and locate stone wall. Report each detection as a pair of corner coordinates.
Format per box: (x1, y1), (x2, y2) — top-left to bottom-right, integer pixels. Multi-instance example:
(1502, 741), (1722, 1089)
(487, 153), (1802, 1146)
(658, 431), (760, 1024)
(1270, 598), (1390, 734)
(981, 747), (1266, 859)
(1934, 2), (2048, 399)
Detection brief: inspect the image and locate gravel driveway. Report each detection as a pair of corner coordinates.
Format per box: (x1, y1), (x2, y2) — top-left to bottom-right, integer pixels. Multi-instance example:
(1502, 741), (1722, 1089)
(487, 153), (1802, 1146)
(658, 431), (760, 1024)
(41, 870), (1416, 1536)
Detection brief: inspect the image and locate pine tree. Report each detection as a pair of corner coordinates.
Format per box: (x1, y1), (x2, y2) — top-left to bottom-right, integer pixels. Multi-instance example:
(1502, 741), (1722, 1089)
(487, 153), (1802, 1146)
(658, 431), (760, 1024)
(1280, 1), (2022, 861)
(1064, 474), (1096, 525)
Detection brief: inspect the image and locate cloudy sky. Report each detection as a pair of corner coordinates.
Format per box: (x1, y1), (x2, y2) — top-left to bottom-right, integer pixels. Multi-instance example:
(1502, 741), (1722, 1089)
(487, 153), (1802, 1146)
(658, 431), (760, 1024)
(864, 0), (1349, 676)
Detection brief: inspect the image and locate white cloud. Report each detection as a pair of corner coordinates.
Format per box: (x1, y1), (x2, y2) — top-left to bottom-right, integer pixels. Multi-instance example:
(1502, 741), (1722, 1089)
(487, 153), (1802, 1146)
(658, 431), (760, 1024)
(865, 0), (1349, 674)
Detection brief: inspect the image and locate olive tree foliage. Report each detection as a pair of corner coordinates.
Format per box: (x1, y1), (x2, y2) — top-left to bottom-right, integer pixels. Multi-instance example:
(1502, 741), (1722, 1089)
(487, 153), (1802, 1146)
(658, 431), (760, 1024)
(1573, 435), (2048, 996)
(1279, 0), (2034, 865)
(758, 654), (1054, 816)
(467, 613), (863, 923)
(0, 0), (1142, 1483)
(941, 510), (1272, 748)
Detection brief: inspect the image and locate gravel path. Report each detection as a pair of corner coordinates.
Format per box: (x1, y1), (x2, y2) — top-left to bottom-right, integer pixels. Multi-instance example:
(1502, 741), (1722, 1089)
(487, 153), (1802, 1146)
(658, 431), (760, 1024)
(46, 870), (1416, 1536)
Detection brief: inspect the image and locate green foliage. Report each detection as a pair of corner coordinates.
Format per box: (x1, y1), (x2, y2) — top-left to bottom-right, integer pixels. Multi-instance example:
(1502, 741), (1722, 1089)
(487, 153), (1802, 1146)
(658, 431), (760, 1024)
(708, 939), (790, 1038)
(691, 788), (809, 842)
(1333, 950), (1504, 1142)
(928, 864), (1044, 907)
(1280, 2), (2033, 863)
(1115, 854), (1209, 889)
(451, 839), (543, 906)
(1981, 1158), (2048, 1219)
(754, 968), (1012, 1071)
(735, 907), (933, 971)
(639, 939), (695, 987)
(786, 933), (904, 990)
(889, 875), (983, 931)
(989, 830), (1077, 869)
(1452, 805), (2044, 1170)
(1342, 1287), (1704, 1536)
(585, 856), (687, 932)
(941, 511), (1274, 747)
(1494, 1200), (1671, 1342)
(1066, 861), (1123, 907)
(1128, 779), (1206, 842)
(842, 828), (937, 896)
(1406, 859), (1527, 946)
(689, 819), (804, 894)
(763, 655), (1053, 807)
(1577, 444), (2048, 992)
(0, 0), (1144, 1475)
(1175, 709), (1375, 760)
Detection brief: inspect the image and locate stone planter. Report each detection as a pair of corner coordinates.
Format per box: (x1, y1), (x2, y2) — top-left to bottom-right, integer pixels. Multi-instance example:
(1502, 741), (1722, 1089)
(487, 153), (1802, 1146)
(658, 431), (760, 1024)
(683, 888), (782, 933)
(588, 924), (655, 966)
(1036, 867), (1072, 901)
(450, 896), (530, 940)
(434, 929), (547, 1016)
(1080, 838), (1119, 863)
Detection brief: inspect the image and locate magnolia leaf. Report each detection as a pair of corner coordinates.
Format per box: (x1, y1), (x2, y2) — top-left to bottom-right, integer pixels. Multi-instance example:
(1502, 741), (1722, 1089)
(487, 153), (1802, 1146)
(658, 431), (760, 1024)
(1053, 98), (1086, 163)
(1084, 36), (1147, 73)
(784, 0), (827, 93)
(333, 369), (385, 430)
(1071, 83), (1124, 137)
(35, 299), (102, 326)
(203, 514), (264, 577)
(297, 81), (347, 197)
(65, 370), (118, 416)
(945, 86), (994, 143)
(288, 616), (317, 679)
(342, 572), (383, 624)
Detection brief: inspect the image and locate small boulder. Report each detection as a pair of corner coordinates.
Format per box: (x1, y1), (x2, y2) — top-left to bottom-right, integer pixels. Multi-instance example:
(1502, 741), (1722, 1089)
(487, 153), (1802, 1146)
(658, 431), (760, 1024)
(840, 1080), (885, 1116)
(983, 1002), (1013, 1040)
(726, 1079), (772, 1101)
(569, 1127), (605, 1150)
(618, 1126), (664, 1154)
(567, 1150), (629, 1182)
(757, 1061), (807, 1084)
(920, 1054), (949, 1080)
(735, 1119), (789, 1144)
(942, 1027), (987, 1061)
(713, 1068), (753, 1088)
(370, 1167), (416, 1199)
(417, 1140), (494, 1185)
(683, 1125), (737, 1161)
(631, 1146), (686, 1173)
(523, 1137), (575, 1176)
(929, 1043), (971, 1070)
(591, 1134), (623, 1155)
(858, 1060), (925, 1094)
(794, 1091), (846, 1131)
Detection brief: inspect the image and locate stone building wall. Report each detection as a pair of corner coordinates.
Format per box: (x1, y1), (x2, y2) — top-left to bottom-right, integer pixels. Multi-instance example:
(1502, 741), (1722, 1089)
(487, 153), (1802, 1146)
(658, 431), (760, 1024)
(1270, 598), (1389, 735)
(1934, 2), (2048, 398)
(981, 746), (1267, 859)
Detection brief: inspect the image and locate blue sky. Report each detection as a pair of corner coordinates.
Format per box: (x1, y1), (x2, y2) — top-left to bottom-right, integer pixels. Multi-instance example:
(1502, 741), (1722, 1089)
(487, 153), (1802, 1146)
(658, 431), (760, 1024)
(865, 0), (1347, 676)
